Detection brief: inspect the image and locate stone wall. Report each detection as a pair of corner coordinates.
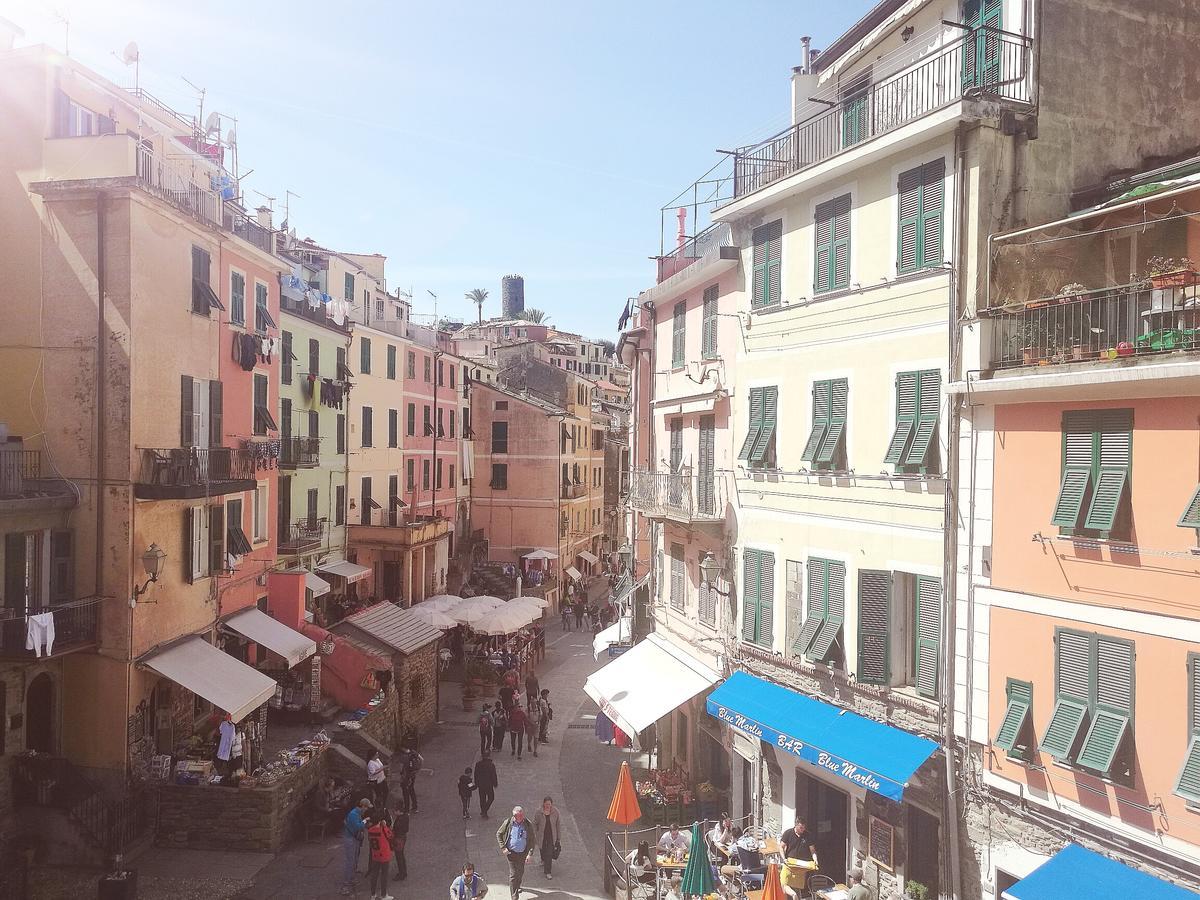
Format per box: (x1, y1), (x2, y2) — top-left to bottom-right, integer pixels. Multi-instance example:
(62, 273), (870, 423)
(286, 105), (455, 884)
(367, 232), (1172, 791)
(359, 683), (397, 749)
(0, 755), (12, 849)
(156, 745), (329, 852)
(397, 643), (439, 736)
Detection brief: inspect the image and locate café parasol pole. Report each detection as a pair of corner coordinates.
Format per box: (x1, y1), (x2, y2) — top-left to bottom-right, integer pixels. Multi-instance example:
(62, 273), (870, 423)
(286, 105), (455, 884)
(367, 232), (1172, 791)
(607, 759), (642, 861)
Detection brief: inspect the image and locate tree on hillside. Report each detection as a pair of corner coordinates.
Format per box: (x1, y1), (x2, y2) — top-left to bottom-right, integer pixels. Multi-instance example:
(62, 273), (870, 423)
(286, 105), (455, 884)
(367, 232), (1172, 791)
(516, 308), (550, 324)
(465, 288), (488, 324)
(596, 338), (616, 358)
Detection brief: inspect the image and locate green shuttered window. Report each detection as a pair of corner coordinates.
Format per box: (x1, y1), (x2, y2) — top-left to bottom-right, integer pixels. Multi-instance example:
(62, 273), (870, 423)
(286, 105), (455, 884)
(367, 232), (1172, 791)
(738, 386), (777, 468)
(701, 284), (719, 359)
(798, 557), (845, 663)
(914, 576), (941, 699)
(897, 159), (946, 274)
(670, 544), (685, 612)
(885, 369), (940, 471)
(741, 548), (775, 648)
(751, 220), (782, 309)
(856, 570), (891, 685)
(994, 679), (1033, 754)
(802, 378), (847, 471)
(814, 194), (851, 294)
(1051, 410), (1132, 537)
(1175, 654), (1200, 803)
(1178, 485), (1200, 529)
(672, 301), (686, 367)
(784, 560), (805, 656)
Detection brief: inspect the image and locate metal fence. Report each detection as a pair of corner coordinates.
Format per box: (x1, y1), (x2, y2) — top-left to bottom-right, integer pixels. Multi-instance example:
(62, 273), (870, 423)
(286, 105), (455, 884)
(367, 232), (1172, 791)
(137, 447), (255, 487)
(280, 436), (321, 468)
(0, 449), (41, 495)
(628, 469), (728, 522)
(279, 518), (327, 553)
(0, 598), (101, 657)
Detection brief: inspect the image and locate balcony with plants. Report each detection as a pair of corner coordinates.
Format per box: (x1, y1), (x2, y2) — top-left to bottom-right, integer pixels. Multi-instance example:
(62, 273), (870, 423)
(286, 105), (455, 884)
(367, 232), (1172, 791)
(134, 446), (256, 500)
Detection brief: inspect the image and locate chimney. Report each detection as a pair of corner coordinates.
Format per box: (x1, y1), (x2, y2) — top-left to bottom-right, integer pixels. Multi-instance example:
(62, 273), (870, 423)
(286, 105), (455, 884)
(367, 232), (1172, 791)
(801, 36), (812, 73)
(677, 207), (687, 252)
(255, 206), (273, 230)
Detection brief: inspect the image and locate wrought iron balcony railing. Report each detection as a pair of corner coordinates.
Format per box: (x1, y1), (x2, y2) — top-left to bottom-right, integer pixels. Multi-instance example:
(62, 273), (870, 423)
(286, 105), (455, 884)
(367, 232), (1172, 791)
(135, 447), (256, 499)
(278, 518), (327, 554)
(627, 468), (727, 522)
(279, 436), (321, 468)
(0, 598), (101, 659)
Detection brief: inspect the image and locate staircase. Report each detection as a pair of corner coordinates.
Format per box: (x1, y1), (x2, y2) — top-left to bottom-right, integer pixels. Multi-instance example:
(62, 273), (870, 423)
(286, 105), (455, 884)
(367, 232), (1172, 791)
(467, 563), (516, 599)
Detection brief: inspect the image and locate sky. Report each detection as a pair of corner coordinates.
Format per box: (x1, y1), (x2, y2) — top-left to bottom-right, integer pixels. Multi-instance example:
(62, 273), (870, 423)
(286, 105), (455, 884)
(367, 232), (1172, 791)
(2, 0), (875, 341)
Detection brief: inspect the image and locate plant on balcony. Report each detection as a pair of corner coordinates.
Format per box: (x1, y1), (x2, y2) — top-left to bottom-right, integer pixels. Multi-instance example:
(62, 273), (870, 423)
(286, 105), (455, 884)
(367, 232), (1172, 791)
(1144, 256), (1199, 289)
(1054, 282), (1090, 302)
(906, 882), (930, 900)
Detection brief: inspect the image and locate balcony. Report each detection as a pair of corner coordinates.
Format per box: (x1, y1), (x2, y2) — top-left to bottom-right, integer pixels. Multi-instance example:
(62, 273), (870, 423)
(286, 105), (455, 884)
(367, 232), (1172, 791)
(628, 468), (728, 525)
(280, 436), (321, 468)
(134, 447), (256, 500)
(731, 31), (1032, 201)
(349, 516), (450, 549)
(0, 598), (101, 661)
(278, 519), (327, 555)
(0, 447), (77, 512)
(561, 481), (586, 500)
(986, 282), (1200, 372)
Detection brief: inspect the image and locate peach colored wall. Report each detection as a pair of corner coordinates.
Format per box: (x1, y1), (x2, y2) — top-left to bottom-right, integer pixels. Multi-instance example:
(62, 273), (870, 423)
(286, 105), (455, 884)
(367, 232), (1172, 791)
(988, 605), (1199, 838)
(992, 398), (1200, 618)
(268, 572), (306, 631)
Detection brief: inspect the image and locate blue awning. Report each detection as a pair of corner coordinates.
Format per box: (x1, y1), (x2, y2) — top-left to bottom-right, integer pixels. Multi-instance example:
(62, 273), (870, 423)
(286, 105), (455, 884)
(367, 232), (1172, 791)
(1004, 844), (1199, 900)
(706, 671), (937, 801)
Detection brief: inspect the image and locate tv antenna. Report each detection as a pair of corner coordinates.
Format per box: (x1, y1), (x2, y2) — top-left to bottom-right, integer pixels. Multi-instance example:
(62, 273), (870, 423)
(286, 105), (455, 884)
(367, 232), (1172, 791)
(51, 9), (69, 55)
(181, 76), (206, 134)
(427, 289), (438, 321)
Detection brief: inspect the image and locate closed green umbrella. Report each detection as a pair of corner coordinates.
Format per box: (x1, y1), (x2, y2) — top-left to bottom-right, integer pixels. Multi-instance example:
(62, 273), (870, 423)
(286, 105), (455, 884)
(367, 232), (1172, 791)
(679, 821), (715, 897)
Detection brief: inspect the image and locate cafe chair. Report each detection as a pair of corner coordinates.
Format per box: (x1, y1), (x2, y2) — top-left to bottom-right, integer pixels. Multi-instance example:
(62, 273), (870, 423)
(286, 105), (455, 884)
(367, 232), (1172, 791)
(805, 873), (836, 898)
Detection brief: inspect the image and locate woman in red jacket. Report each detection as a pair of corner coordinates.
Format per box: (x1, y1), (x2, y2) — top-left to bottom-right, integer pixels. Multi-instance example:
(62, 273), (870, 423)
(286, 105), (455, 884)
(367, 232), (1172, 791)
(365, 810), (394, 900)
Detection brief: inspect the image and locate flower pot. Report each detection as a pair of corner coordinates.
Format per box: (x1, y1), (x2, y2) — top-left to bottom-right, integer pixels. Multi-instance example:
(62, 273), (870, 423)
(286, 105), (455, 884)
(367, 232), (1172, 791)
(1071, 345), (1084, 360)
(1022, 348), (1035, 366)
(1150, 269), (1200, 289)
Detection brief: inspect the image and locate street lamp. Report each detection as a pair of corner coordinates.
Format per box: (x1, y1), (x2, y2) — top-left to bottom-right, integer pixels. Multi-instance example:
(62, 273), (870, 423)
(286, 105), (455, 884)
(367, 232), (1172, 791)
(617, 541), (632, 572)
(699, 551), (723, 587)
(132, 543), (167, 603)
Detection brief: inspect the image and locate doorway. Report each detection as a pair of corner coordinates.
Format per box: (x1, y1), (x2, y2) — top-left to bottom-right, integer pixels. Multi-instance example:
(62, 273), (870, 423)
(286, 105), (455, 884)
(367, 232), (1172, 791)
(382, 562), (401, 603)
(906, 804), (941, 897)
(794, 770), (849, 884)
(25, 673), (55, 753)
(739, 755), (754, 822)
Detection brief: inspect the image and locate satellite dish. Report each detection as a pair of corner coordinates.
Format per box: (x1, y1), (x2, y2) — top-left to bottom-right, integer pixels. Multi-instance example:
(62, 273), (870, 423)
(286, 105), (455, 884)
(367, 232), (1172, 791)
(204, 111), (220, 135)
(121, 41), (139, 64)
(225, 127), (237, 146)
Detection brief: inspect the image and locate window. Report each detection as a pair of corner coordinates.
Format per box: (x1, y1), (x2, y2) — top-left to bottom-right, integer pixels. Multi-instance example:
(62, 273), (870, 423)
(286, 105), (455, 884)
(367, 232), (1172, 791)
(281, 331), (293, 384)
(184, 505), (211, 583)
(387, 345), (397, 380)
(814, 194), (851, 293)
(701, 284), (719, 359)
(191, 246), (222, 316)
(741, 548), (775, 648)
(751, 220), (782, 309)
(423, 405), (432, 436)
(360, 477), (372, 524)
(336, 414), (346, 455)
(181, 375), (221, 447)
(406, 459), (415, 490)
(670, 544), (685, 611)
(672, 301), (686, 367)
(388, 409), (398, 447)
(253, 373), (275, 435)
(438, 359), (444, 386)
(47, 530), (73, 603)
(912, 576), (942, 699)
(226, 497), (252, 561)
(437, 407), (445, 438)
(489, 422), (508, 453)
(360, 337), (372, 374)
(794, 558), (845, 663)
(897, 159), (946, 273)
(254, 281), (273, 334)
(424, 356), (431, 382)
(669, 419), (683, 471)
(407, 403), (416, 437)
(995, 679), (1035, 758)
(308, 338), (320, 377)
(449, 464), (456, 488)
(388, 475), (400, 525)
(491, 463), (508, 489)
(337, 347), (347, 379)
(308, 409), (319, 439)
(1174, 654), (1200, 802)
(1040, 629), (1134, 777)
(253, 482), (268, 542)
(344, 271), (354, 301)
(450, 366), (456, 389)
(230, 271), (246, 325)
(1051, 409), (1133, 538)
(436, 459), (443, 489)
(885, 370), (941, 472)
(406, 351), (416, 379)
(449, 409), (456, 438)
(422, 460), (431, 490)
(840, 70), (870, 147)
(855, 570), (891, 683)
(737, 386), (778, 469)
(361, 406), (373, 447)
(800, 378), (847, 471)
(463, 407), (472, 438)
(963, 0), (1004, 89)
(335, 485), (345, 525)
(783, 560), (805, 656)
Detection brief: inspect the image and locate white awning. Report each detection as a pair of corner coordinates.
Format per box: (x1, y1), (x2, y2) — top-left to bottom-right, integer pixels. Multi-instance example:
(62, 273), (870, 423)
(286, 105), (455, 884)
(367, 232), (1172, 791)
(143, 636), (277, 723)
(565, 566), (583, 581)
(584, 633), (719, 737)
(522, 549), (559, 560)
(578, 550), (599, 566)
(318, 560), (372, 584)
(592, 617), (632, 660)
(224, 608), (317, 668)
(306, 572), (331, 598)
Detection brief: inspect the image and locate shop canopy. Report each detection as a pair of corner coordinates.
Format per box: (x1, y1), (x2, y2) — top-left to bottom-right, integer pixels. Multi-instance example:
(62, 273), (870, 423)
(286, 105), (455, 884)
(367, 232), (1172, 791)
(578, 550), (600, 566)
(318, 560), (372, 584)
(565, 566), (583, 581)
(522, 549), (559, 561)
(1003, 844), (1199, 900)
(223, 608), (317, 668)
(592, 617), (632, 660)
(305, 571), (331, 597)
(706, 671), (937, 802)
(584, 633), (719, 738)
(142, 636), (277, 723)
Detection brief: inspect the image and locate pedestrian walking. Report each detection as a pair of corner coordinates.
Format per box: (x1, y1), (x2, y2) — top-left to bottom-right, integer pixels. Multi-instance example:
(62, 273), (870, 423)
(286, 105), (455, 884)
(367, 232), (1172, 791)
(479, 703), (494, 755)
(498, 682), (516, 713)
(559, 603), (571, 631)
(457, 766), (476, 818)
(573, 600), (583, 629)
(531, 796), (562, 879)
(366, 749), (389, 809)
(508, 703), (527, 759)
(524, 672), (540, 709)
(365, 810), (395, 900)
(391, 808), (409, 882)
(496, 805), (537, 900)
(537, 690), (552, 744)
(523, 699), (540, 758)
(474, 752), (498, 818)
(340, 798), (371, 896)
(398, 748), (422, 814)
(450, 861), (489, 898)
(491, 704), (508, 754)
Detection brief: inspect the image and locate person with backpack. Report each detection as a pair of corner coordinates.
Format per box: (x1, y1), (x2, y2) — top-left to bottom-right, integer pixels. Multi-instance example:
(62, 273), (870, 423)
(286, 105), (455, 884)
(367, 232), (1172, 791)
(523, 697), (540, 758)
(537, 690), (552, 744)
(449, 861), (489, 899)
(479, 703), (493, 755)
(390, 807), (409, 882)
(365, 809), (395, 900)
(457, 766), (476, 819)
(474, 752), (498, 818)
(490, 703), (507, 754)
(507, 702), (527, 760)
(397, 748), (422, 814)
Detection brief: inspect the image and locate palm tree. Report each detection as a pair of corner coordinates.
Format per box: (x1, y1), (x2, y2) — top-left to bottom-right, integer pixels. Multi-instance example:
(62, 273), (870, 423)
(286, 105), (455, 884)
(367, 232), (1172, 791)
(516, 308), (550, 324)
(465, 288), (488, 324)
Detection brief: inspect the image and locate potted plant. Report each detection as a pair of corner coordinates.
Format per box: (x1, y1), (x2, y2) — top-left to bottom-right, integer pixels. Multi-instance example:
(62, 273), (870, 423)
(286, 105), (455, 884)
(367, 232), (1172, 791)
(1145, 256), (1199, 289)
(1055, 282), (1090, 304)
(906, 881), (931, 900)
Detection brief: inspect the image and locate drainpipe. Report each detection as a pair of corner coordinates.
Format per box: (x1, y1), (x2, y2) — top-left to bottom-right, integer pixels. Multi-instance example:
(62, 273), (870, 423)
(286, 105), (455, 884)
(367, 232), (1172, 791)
(95, 192), (107, 601)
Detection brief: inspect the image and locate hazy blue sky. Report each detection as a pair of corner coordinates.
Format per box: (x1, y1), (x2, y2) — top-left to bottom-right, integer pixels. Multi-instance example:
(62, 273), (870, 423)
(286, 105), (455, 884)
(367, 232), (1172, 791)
(4, 0), (874, 341)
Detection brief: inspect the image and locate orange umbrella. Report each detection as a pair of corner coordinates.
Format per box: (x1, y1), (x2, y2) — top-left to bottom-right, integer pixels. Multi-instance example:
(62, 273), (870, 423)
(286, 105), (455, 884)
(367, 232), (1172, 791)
(607, 760), (642, 825)
(760, 862), (788, 900)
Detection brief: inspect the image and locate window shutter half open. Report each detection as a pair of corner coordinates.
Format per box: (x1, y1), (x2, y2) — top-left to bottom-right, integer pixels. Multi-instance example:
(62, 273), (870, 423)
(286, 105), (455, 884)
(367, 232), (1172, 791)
(885, 372), (917, 464)
(180, 375), (194, 446)
(857, 570), (891, 685)
(801, 381), (829, 462)
(796, 558), (826, 655)
(757, 551), (775, 648)
(809, 560), (844, 662)
(750, 386), (778, 465)
(741, 549), (759, 643)
(914, 575), (941, 698)
(905, 369), (941, 468)
(995, 679), (1033, 753)
(816, 378), (848, 465)
(738, 388), (764, 460)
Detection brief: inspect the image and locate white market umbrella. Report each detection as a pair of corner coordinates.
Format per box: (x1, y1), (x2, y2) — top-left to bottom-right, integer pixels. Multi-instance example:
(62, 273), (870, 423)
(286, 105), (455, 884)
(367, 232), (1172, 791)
(408, 605), (458, 630)
(422, 594), (464, 612)
(522, 549), (559, 560)
(472, 605), (539, 636)
(451, 595), (506, 626)
(507, 595), (549, 611)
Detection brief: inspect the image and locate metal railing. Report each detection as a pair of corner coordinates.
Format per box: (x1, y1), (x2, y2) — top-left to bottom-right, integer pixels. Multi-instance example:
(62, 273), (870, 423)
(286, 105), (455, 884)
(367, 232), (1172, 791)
(733, 30), (1033, 199)
(561, 481), (587, 500)
(628, 468), (728, 521)
(656, 222), (734, 283)
(0, 598), (102, 658)
(279, 518), (327, 553)
(987, 282), (1200, 370)
(279, 436), (321, 468)
(0, 449), (41, 496)
(137, 447), (255, 487)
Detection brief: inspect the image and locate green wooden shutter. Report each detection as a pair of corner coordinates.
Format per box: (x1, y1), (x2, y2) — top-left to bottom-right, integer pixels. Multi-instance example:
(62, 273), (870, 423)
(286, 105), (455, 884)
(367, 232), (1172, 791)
(914, 576), (941, 698)
(801, 381), (830, 462)
(796, 558), (826, 654)
(906, 369), (941, 468)
(885, 372), (918, 465)
(750, 386), (778, 465)
(815, 196), (850, 294)
(752, 221), (782, 308)
(669, 420), (683, 472)
(360, 337), (371, 374)
(738, 388), (764, 460)
(814, 201), (834, 293)
(672, 302), (686, 366)
(809, 560), (844, 662)
(857, 570), (891, 685)
(1077, 708), (1130, 774)
(741, 550), (760, 642)
(1084, 411), (1132, 533)
(816, 378), (848, 466)
(1176, 656), (1200, 801)
(1075, 636), (1133, 773)
(670, 544), (685, 611)
(757, 551), (775, 648)
(1040, 697), (1089, 759)
(766, 221), (782, 307)
(919, 160), (945, 268)
(995, 679), (1033, 753)
(1041, 629), (1092, 758)
(697, 415), (715, 515)
(832, 197), (851, 289)
(1178, 485), (1200, 528)
(897, 167), (923, 273)
(1052, 411), (1097, 528)
(702, 285), (719, 358)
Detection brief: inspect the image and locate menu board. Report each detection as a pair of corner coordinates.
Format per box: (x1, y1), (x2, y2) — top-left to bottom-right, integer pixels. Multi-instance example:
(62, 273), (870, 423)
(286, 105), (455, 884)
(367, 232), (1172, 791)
(868, 815), (894, 871)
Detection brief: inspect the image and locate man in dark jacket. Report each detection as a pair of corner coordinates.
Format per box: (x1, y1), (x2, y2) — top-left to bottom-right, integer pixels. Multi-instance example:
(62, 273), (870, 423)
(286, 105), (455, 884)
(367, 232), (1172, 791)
(496, 805), (538, 900)
(474, 753), (499, 819)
